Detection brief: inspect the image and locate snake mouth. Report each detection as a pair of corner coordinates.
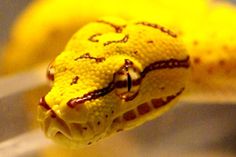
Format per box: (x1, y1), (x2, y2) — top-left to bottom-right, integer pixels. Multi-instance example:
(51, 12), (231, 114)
(107, 88), (185, 135)
(39, 98), (107, 147)
(41, 114), (108, 147)
(39, 88), (184, 147)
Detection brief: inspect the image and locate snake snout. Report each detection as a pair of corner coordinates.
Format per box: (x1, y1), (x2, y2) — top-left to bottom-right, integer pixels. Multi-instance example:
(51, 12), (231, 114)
(43, 113), (103, 146)
(39, 96), (109, 146)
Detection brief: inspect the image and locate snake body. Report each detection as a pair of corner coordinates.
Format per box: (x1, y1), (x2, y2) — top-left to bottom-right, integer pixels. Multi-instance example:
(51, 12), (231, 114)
(1, 0), (236, 148)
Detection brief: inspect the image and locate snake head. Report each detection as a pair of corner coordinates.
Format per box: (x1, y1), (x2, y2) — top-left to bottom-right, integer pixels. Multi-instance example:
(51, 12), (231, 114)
(38, 17), (190, 148)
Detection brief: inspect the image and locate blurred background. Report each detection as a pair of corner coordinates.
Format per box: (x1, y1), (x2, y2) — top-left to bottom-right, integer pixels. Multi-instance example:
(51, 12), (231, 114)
(0, 0), (31, 48)
(1, 0), (236, 157)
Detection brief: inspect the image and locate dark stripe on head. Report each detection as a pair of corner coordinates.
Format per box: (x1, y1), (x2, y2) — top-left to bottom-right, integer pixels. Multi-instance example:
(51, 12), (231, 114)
(141, 56), (190, 78)
(136, 22), (177, 38)
(88, 33), (102, 42)
(96, 20), (126, 33)
(67, 57), (189, 108)
(75, 53), (105, 63)
(104, 35), (129, 46)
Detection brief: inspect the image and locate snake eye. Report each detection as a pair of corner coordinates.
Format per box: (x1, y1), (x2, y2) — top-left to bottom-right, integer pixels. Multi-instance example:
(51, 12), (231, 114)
(114, 59), (142, 101)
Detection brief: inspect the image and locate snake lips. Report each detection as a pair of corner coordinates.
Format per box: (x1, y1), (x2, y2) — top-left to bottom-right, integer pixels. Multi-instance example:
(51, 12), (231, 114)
(38, 17), (190, 148)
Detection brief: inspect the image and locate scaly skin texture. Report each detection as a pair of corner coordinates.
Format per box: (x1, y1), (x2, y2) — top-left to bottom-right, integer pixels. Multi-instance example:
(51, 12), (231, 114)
(1, 0), (236, 150)
(38, 17), (190, 147)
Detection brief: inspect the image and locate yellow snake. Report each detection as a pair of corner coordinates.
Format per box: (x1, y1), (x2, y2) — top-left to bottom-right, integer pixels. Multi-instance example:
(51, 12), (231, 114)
(1, 0), (236, 149)
(38, 17), (189, 147)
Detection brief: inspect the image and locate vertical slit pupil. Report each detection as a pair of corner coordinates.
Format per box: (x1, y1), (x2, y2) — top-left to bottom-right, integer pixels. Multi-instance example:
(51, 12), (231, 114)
(127, 73), (132, 92)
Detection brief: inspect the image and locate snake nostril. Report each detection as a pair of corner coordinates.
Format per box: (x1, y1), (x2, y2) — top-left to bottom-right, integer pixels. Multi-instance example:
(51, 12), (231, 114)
(46, 61), (55, 82)
(39, 96), (57, 118)
(39, 96), (50, 110)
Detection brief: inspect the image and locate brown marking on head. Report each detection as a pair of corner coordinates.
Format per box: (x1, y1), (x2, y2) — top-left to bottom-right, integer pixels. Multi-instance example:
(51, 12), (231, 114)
(166, 95), (175, 102)
(136, 22), (177, 38)
(104, 35), (129, 46)
(96, 20), (126, 33)
(137, 103), (151, 115)
(123, 110), (136, 121)
(75, 53), (105, 63)
(88, 33), (102, 42)
(151, 98), (165, 108)
(71, 76), (79, 85)
(141, 56), (190, 78)
(67, 96), (86, 109)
